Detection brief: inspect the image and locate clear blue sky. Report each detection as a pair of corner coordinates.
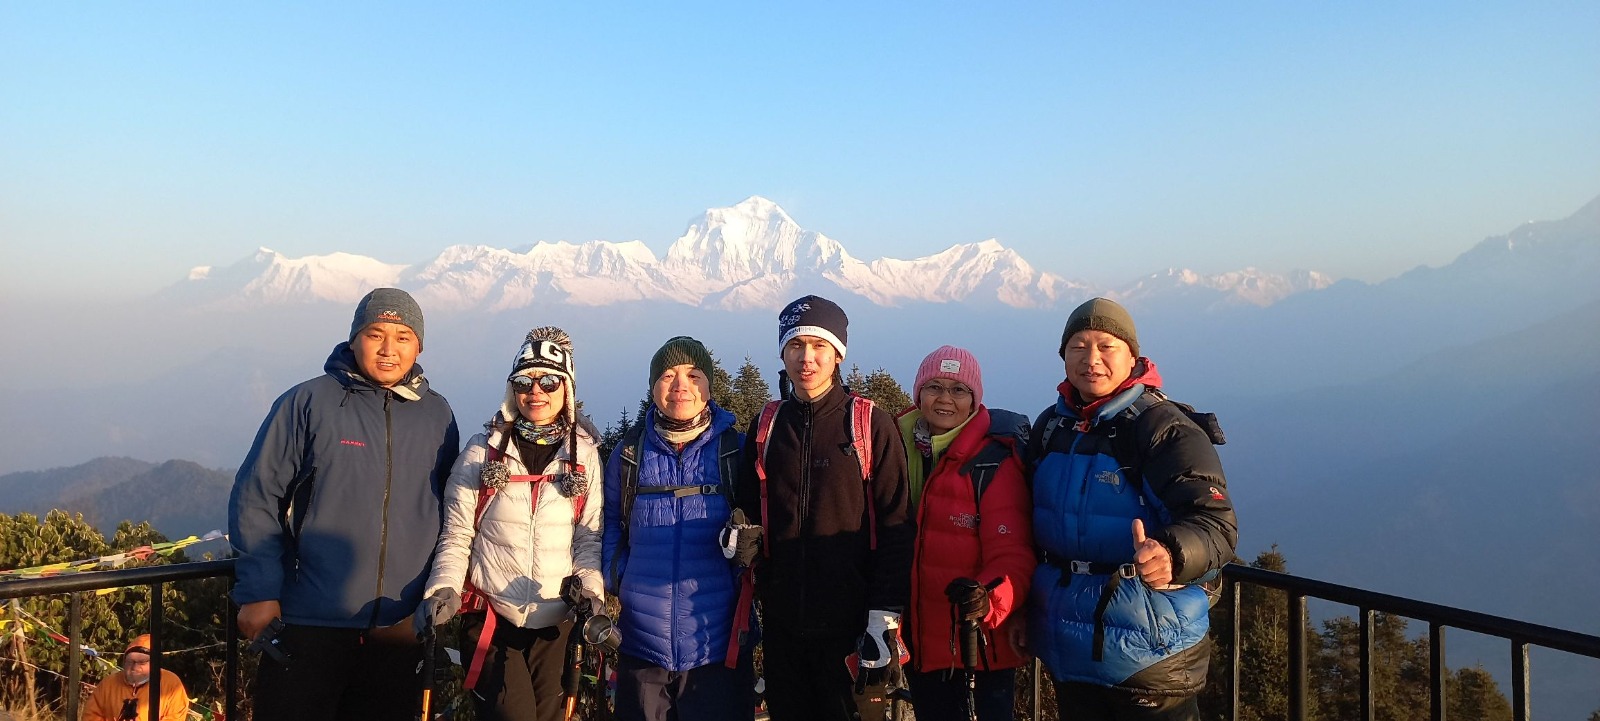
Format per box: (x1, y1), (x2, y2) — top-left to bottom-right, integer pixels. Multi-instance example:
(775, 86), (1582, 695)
(3, 1), (1597, 299)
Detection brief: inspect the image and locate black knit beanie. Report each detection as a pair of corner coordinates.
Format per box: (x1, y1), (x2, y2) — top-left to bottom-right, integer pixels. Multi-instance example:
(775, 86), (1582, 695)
(649, 336), (715, 389)
(777, 295), (848, 358)
(1059, 297), (1140, 358)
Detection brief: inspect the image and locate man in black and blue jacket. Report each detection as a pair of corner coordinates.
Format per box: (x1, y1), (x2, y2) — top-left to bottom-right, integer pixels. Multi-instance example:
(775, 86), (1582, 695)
(229, 288), (459, 721)
(1026, 298), (1236, 721)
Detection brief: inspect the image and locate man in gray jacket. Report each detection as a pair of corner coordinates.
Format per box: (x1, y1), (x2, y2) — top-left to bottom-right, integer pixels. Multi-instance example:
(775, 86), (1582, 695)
(229, 288), (459, 721)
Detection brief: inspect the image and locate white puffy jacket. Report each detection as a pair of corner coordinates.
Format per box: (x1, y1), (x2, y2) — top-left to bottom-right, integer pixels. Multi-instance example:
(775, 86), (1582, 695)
(426, 425), (604, 629)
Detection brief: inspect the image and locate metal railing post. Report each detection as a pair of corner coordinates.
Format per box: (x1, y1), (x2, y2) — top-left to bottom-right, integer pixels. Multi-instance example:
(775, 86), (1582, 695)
(1288, 592), (1306, 721)
(227, 597), (239, 720)
(1230, 579), (1240, 721)
(150, 580), (163, 721)
(1430, 623), (1446, 721)
(1031, 658), (1041, 719)
(66, 592), (83, 721)
(1360, 608), (1373, 721)
(1511, 641), (1529, 721)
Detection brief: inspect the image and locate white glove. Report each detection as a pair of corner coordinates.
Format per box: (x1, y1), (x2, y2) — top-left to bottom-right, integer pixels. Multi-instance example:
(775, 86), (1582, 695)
(859, 610), (904, 670)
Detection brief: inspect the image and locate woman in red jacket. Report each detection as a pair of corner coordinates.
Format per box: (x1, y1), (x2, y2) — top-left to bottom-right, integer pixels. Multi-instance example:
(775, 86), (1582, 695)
(896, 345), (1036, 721)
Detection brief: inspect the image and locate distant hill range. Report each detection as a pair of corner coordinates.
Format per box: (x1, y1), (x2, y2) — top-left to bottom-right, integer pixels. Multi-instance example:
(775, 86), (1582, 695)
(0, 458), (232, 539)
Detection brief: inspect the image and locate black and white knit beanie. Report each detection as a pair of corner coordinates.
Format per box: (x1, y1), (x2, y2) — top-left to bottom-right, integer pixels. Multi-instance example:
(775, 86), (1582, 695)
(777, 295), (848, 358)
(499, 326), (577, 427)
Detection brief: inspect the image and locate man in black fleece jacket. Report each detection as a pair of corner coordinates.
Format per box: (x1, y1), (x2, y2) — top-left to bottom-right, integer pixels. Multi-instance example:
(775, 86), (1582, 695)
(734, 295), (914, 721)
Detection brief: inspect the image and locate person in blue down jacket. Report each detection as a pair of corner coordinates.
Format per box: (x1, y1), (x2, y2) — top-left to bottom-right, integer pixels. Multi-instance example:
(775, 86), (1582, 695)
(1025, 298), (1237, 721)
(603, 336), (759, 721)
(229, 288), (460, 721)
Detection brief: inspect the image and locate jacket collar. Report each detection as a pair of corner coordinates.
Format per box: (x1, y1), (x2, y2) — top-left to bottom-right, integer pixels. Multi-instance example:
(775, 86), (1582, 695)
(324, 342), (429, 401)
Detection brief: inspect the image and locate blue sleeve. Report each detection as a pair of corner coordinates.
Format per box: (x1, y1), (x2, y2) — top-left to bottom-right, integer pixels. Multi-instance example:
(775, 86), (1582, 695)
(434, 414), (461, 513)
(602, 440), (627, 594)
(228, 387), (306, 605)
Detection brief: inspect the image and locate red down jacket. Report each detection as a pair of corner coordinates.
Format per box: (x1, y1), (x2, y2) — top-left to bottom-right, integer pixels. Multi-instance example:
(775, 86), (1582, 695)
(900, 405), (1035, 672)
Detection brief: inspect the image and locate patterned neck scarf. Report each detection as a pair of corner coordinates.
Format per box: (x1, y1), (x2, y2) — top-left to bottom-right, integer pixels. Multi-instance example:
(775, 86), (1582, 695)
(912, 417), (935, 462)
(654, 406), (712, 446)
(513, 417), (569, 446)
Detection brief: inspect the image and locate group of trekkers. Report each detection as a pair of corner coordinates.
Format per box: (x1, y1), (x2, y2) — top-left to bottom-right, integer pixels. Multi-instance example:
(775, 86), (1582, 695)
(227, 288), (1238, 721)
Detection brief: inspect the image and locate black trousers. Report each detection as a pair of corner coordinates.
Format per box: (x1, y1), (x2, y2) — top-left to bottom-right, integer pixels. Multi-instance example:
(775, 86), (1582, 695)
(906, 667), (1016, 721)
(252, 624), (421, 721)
(461, 611), (574, 721)
(761, 629), (860, 721)
(613, 649), (756, 721)
(1054, 681), (1200, 721)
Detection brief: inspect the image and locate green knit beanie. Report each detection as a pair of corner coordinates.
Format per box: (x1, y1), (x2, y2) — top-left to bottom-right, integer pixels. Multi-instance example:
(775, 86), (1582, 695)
(1059, 297), (1140, 358)
(649, 336), (716, 389)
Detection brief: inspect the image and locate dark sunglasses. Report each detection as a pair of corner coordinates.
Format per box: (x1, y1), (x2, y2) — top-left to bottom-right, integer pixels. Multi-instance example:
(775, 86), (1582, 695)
(509, 374), (564, 394)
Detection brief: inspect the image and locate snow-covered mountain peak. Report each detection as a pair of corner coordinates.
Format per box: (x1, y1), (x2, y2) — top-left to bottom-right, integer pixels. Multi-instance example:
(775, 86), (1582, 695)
(1115, 266), (1336, 309)
(164, 197), (1347, 313)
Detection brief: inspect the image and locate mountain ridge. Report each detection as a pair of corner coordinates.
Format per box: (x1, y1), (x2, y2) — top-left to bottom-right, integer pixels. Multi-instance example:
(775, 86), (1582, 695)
(168, 195), (1335, 312)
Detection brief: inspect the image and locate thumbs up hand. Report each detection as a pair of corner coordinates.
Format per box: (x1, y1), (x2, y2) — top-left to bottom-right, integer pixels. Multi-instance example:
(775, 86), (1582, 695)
(1132, 519), (1175, 588)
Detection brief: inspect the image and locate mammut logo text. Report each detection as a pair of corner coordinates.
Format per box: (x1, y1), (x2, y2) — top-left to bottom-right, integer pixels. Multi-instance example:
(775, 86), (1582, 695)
(341, 439), (366, 447)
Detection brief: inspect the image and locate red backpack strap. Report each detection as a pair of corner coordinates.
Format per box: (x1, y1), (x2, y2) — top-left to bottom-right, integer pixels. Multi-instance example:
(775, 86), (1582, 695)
(849, 395), (877, 550)
(753, 400), (784, 559)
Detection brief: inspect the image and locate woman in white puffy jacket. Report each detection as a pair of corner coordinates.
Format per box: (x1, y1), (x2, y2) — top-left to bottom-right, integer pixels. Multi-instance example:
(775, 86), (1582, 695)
(417, 326), (605, 721)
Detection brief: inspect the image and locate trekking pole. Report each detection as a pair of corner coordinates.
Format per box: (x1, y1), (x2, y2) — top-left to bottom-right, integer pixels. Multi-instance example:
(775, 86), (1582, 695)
(562, 620), (586, 721)
(958, 616), (981, 721)
(420, 624), (436, 721)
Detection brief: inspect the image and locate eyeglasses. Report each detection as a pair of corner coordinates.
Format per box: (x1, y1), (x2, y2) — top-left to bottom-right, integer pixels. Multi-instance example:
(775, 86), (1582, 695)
(920, 383), (973, 400)
(510, 374), (564, 394)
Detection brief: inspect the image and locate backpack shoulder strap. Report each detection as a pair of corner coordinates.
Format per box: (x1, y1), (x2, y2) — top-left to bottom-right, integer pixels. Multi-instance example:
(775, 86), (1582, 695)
(1032, 405), (1069, 468)
(753, 400), (784, 558)
(846, 395), (878, 550)
(616, 424), (646, 548)
(959, 439), (1015, 521)
(716, 426), (741, 500)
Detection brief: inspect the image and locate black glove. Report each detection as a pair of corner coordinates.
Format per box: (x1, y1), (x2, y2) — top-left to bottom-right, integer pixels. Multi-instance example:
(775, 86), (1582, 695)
(944, 577), (990, 622)
(718, 508), (764, 567)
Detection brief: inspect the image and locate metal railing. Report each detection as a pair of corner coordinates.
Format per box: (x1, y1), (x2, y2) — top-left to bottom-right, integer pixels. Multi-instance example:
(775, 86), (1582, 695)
(0, 559), (237, 721)
(1217, 564), (1600, 721)
(5, 559), (1599, 721)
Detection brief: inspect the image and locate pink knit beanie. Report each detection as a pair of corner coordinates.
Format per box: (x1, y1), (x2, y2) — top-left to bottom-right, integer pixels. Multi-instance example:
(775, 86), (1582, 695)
(913, 345), (983, 408)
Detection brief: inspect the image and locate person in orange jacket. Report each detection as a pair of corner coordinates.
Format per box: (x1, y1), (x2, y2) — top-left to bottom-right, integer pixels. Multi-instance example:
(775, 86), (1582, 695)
(82, 634), (189, 721)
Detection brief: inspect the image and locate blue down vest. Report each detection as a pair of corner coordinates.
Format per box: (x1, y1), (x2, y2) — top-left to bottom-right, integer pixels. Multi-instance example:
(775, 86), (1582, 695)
(1027, 386), (1215, 695)
(602, 405), (745, 671)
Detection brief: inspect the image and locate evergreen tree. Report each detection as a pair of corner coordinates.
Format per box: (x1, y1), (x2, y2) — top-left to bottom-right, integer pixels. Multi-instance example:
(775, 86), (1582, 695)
(1202, 545), (1312, 721)
(1446, 666), (1512, 721)
(725, 357), (773, 431)
(844, 364), (867, 393)
(859, 367), (912, 414)
(710, 352), (735, 413)
(1313, 612), (1429, 721)
(0, 513), (212, 716)
(598, 406), (635, 460)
